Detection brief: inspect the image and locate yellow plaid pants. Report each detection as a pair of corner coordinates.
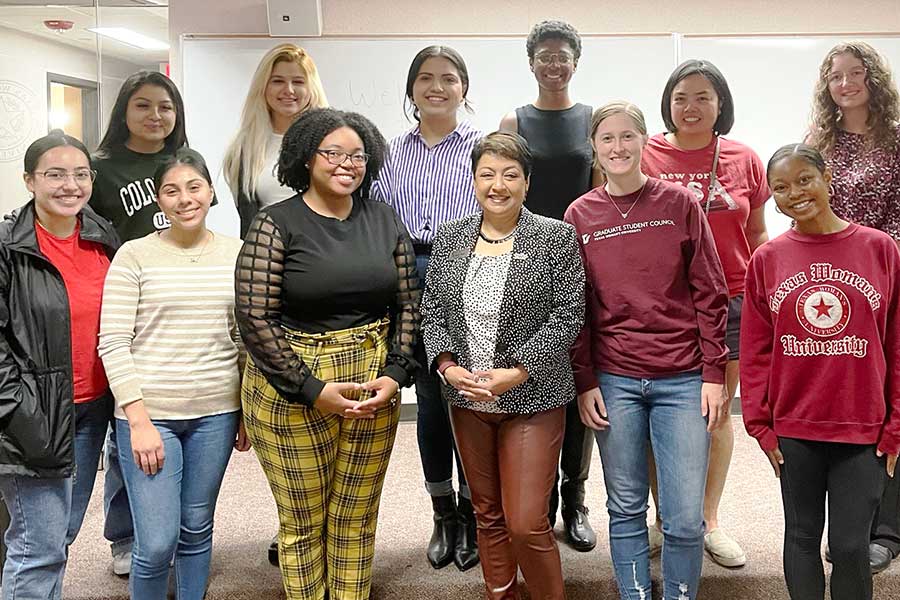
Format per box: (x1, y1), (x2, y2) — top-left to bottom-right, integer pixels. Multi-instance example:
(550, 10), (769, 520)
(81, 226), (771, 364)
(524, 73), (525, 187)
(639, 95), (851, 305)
(242, 319), (401, 600)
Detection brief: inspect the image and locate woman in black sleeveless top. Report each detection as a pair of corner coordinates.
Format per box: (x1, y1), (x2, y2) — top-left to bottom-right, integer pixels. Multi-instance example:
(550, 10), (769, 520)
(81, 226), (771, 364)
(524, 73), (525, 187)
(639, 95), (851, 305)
(499, 19), (598, 552)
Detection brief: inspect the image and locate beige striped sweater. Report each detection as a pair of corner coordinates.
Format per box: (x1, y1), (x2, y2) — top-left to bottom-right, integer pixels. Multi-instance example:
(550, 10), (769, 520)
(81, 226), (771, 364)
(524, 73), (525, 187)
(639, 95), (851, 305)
(98, 231), (244, 420)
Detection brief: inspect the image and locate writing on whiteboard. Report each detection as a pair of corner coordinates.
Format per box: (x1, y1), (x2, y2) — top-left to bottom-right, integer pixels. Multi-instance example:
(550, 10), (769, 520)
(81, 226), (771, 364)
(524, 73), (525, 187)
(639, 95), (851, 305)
(347, 81), (406, 108)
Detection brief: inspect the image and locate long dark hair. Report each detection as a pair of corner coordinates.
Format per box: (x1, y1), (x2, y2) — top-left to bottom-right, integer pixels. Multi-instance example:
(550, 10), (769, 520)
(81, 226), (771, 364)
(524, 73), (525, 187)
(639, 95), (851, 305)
(403, 45), (472, 122)
(95, 71), (188, 158)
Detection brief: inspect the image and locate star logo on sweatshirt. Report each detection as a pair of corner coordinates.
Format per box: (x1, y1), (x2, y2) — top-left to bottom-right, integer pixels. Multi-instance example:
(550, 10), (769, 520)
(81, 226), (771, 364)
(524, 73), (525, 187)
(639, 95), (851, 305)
(812, 297), (833, 319)
(795, 284), (851, 338)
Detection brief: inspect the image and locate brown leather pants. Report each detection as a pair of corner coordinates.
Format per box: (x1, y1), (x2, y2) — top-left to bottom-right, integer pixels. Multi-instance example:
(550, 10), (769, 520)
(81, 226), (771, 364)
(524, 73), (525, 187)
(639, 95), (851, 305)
(450, 404), (566, 600)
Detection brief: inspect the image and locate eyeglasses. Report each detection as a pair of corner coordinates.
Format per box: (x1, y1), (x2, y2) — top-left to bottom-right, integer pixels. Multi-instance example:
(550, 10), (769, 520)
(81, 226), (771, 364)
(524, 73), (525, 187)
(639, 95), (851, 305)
(34, 169), (97, 186)
(315, 149), (369, 167)
(534, 52), (574, 66)
(826, 67), (867, 86)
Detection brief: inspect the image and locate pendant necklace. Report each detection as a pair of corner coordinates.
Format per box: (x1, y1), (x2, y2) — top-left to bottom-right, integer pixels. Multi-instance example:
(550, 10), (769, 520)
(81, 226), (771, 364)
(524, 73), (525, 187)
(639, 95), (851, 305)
(179, 231), (212, 263)
(608, 180), (648, 220)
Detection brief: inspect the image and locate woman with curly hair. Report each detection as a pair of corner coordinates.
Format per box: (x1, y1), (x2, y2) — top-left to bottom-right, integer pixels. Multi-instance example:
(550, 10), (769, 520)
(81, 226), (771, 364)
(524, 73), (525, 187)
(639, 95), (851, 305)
(807, 41), (900, 574)
(808, 42), (900, 242)
(223, 43), (328, 239)
(235, 107), (420, 599)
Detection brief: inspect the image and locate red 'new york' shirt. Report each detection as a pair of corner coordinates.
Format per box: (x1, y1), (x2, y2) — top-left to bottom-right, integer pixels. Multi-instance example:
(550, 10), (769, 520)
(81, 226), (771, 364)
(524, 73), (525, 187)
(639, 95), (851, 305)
(642, 134), (770, 297)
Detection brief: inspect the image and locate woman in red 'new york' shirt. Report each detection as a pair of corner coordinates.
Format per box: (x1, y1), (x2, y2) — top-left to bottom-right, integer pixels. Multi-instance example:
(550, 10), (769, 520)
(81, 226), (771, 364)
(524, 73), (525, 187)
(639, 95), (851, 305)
(641, 59), (770, 568)
(741, 143), (900, 600)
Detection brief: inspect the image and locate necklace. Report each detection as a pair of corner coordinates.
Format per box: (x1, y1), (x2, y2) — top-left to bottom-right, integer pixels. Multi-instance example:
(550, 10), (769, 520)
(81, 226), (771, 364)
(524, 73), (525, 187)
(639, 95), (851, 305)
(478, 228), (516, 244)
(168, 231), (212, 263)
(608, 180), (648, 219)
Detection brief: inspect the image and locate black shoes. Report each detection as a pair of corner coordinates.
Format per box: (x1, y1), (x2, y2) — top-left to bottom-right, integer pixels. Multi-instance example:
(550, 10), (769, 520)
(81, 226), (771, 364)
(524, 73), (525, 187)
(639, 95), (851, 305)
(562, 505), (596, 552)
(268, 534), (279, 566)
(426, 494), (458, 569)
(824, 542), (894, 574)
(454, 496), (480, 571)
(871, 543), (894, 574)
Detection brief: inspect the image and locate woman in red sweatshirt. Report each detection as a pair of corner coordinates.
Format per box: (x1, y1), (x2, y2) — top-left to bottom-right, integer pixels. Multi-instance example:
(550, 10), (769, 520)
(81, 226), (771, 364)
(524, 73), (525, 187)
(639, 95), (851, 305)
(565, 101), (729, 600)
(741, 143), (900, 600)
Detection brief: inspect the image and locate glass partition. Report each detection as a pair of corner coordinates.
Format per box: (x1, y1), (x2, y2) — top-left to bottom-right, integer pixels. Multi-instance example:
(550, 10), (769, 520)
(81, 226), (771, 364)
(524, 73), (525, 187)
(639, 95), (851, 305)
(0, 0), (167, 213)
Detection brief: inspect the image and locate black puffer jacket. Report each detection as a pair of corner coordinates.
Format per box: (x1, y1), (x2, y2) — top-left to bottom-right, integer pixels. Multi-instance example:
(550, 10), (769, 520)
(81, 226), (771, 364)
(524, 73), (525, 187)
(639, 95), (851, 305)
(0, 202), (118, 478)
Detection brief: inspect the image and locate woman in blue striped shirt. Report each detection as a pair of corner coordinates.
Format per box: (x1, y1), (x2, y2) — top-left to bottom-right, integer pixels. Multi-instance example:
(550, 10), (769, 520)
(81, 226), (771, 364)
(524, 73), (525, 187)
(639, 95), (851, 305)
(371, 45), (483, 572)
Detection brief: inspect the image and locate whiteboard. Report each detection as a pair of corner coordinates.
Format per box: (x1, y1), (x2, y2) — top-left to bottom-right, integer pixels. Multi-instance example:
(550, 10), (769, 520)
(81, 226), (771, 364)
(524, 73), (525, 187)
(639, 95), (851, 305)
(181, 35), (677, 236)
(681, 34), (900, 237)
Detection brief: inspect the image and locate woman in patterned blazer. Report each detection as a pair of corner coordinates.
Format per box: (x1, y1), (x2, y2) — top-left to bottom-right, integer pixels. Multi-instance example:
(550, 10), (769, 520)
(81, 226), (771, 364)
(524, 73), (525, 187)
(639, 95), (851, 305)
(420, 130), (585, 600)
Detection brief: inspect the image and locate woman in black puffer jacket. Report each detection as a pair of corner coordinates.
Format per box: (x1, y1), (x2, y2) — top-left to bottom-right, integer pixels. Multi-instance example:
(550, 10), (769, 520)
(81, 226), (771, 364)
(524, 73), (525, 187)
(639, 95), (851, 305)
(0, 131), (118, 599)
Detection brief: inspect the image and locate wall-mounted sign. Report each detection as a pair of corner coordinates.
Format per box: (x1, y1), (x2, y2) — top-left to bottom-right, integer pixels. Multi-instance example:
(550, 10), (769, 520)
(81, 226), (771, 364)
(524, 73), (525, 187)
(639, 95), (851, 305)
(0, 80), (38, 163)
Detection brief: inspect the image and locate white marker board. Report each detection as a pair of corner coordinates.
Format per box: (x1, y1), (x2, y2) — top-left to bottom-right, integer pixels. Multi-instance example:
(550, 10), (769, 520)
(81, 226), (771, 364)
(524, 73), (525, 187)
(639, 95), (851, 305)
(182, 33), (900, 238)
(181, 34), (677, 236)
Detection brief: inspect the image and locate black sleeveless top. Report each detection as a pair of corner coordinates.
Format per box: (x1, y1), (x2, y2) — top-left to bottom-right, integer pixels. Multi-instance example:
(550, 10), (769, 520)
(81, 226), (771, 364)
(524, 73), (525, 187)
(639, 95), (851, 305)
(515, 103), (593, 221)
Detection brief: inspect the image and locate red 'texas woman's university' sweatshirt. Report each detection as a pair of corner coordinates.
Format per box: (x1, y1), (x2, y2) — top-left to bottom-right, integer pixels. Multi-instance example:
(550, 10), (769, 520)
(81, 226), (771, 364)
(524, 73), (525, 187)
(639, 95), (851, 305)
(740, 223), (900, 455)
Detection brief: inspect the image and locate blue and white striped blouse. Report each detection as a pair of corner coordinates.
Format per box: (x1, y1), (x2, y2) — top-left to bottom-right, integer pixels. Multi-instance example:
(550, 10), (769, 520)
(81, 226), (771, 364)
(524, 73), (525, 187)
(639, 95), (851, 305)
(371, 121), (483, 245)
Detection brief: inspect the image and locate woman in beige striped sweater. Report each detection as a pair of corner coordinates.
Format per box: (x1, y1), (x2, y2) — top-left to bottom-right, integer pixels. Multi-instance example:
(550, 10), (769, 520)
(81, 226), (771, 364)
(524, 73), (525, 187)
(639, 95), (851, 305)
(98, 148), (250, 600)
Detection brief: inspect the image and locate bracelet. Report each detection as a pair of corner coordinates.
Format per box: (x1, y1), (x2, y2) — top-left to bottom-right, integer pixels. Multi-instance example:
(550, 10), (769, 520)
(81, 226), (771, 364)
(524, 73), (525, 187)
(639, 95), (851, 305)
(437, 359), (458, 375)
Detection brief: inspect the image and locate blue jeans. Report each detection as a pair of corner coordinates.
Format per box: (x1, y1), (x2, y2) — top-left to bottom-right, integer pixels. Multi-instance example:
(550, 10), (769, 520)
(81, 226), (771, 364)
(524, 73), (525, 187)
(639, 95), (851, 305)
(116, 411), (239, 600)
(594, 371), (710, 600)
(104, 424), (135, 555)
(0, 476), (69, 600)
(68, 393), (113, 544)
(0, 392), (111, 600)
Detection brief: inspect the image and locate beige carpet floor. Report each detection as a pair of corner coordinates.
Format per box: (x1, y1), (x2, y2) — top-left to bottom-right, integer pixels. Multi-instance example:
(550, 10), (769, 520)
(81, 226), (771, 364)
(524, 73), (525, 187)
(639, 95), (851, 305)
(58, 420), (900, 599)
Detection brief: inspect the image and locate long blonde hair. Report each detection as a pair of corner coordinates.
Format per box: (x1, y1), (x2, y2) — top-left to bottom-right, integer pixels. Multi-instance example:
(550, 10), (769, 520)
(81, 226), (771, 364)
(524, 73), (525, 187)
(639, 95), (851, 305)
(808, 42), (900, 157)
(222, 44), (328, 202)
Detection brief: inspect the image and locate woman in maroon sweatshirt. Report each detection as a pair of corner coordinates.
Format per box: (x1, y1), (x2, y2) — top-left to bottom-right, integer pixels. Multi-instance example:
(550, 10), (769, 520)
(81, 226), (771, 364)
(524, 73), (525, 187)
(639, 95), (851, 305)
(565, 101), (729, 600)
(741, 143), (900, 600)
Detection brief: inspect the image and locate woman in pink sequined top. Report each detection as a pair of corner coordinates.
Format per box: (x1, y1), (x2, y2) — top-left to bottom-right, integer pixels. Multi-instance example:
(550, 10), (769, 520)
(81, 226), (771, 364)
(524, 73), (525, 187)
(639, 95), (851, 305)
(808, 42), (900, 242)
(807, 40), (900, 575)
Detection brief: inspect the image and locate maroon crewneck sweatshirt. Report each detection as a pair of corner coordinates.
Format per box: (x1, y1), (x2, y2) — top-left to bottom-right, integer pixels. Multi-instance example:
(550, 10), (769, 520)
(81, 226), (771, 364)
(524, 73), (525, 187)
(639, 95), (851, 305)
(740, 223), (900, 455)
(564, 177), (728, 393)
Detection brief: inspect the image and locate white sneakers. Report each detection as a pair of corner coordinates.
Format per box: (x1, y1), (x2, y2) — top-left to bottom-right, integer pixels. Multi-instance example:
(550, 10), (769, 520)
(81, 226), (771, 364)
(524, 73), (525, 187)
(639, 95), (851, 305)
(648, 524), (747, 569)
(704, 528), (747, 568)
(112, 549), (131, 576)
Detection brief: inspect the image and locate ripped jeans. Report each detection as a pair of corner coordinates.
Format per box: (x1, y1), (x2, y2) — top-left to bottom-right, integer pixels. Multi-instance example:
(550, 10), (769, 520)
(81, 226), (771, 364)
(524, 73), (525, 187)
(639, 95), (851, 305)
(594, 371), (710, 600)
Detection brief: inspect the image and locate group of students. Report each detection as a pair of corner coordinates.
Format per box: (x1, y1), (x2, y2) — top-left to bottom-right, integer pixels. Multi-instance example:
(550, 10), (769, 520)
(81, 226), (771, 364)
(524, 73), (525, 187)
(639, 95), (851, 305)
(0, 17), (897, 600)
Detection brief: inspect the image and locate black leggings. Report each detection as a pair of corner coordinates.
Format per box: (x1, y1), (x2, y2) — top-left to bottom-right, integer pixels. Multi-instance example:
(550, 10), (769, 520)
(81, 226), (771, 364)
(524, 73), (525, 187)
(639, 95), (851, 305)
(779, 437), (886, 600)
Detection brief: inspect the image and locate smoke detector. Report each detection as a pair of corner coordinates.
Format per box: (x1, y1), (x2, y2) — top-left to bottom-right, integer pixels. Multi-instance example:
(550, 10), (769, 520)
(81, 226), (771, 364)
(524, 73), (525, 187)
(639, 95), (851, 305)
(43, 20), (75, 34)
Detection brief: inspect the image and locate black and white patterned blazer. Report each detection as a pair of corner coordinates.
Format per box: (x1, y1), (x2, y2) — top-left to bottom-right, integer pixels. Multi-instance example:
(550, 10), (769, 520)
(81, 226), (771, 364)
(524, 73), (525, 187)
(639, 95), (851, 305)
(421, 207), (586, 414)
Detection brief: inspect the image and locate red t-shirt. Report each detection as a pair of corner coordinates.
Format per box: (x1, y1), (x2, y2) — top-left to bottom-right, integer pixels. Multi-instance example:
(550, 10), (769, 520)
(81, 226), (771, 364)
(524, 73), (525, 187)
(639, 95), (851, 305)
(641, 134), (770, 297)
(740, 224), (900, 455)
(564, 178), (729, 390)
(35, 221), (111, 403)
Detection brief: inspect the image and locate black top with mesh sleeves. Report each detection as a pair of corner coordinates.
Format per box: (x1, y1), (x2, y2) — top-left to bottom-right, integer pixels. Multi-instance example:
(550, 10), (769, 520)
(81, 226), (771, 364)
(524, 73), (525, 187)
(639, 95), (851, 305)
(235, 195), (420, 406)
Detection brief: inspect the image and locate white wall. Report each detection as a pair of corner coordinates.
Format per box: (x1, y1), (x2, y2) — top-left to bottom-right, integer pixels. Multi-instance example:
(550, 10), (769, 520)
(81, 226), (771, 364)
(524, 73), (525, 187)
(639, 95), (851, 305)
(168, 0), (900, 82)
(0, 26), (149, 214)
